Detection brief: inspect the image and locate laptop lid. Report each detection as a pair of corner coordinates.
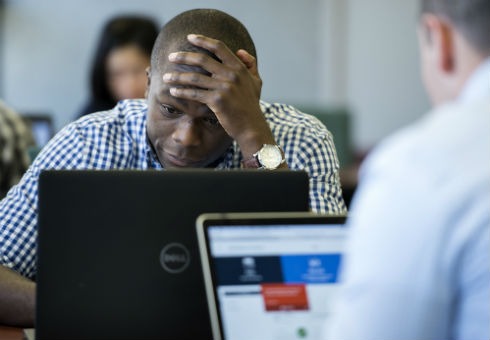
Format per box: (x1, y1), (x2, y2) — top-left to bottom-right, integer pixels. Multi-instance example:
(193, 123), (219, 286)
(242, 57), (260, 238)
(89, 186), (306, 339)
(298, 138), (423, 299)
(36, 169), (309, 340)
(196, 212), (347, 340)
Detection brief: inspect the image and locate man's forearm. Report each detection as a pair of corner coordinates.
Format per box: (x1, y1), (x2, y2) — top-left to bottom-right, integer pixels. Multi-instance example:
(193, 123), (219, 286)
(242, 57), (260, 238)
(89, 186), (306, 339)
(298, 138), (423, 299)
(0, 265), (35, 327)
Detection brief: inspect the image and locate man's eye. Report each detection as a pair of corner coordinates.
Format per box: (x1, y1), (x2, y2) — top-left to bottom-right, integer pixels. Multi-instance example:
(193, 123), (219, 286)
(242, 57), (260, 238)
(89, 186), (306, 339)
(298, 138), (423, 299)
(204, 116), (220, 127)
(160, 104), (180, 116)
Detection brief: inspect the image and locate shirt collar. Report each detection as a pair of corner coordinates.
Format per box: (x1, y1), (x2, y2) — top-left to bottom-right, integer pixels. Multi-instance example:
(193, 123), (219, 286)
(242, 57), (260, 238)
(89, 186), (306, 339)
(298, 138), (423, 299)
(213, 142), (238, 169)
(145, 133), (164, 169)
(139, 105), (163, 170)
(457, 57), (490, 103)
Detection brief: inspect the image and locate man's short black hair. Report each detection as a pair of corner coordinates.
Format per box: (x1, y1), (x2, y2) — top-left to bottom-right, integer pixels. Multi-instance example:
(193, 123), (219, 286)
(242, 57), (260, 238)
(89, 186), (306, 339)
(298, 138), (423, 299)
(421, 0), (490, 55)
(151, 9), (257, 73)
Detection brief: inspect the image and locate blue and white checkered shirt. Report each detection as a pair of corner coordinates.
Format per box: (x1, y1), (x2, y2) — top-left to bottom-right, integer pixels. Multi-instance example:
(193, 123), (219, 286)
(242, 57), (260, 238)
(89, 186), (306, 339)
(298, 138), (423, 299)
(0, 99), (346, 278)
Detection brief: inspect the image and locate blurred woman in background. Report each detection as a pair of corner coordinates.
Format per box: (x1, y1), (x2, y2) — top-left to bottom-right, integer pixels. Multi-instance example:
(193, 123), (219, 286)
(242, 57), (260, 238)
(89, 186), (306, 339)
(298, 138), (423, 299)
(78, 15), (159, 118)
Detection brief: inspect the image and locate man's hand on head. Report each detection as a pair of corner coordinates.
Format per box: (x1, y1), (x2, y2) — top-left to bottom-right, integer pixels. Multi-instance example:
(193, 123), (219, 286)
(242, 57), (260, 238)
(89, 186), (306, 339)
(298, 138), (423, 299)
(162, 34), (277, 160)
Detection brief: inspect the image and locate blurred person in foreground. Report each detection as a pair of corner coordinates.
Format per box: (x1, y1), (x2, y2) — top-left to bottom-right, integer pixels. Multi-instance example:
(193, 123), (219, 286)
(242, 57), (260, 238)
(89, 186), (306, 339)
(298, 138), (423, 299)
(0, 101), (33, 199)
(77, 15), (159, 118)
(327, 0), (489, 339)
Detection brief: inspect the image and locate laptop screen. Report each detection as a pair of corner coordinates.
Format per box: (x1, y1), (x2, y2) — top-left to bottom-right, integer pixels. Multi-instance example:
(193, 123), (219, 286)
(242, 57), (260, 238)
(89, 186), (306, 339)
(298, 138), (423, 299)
(197, 213), (347, 340)
(22, 114), (54, 147)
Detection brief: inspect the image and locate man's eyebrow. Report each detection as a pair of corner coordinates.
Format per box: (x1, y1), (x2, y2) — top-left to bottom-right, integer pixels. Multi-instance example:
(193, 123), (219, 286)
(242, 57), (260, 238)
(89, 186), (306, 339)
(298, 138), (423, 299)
(159, 88), (189, 110)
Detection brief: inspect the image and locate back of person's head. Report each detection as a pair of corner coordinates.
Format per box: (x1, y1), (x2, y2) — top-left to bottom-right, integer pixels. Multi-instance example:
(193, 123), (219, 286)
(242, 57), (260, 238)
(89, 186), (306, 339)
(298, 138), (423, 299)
(421, 0), (490, 56)
(151, 9), (256, 73)
(90, 15), (159, 103)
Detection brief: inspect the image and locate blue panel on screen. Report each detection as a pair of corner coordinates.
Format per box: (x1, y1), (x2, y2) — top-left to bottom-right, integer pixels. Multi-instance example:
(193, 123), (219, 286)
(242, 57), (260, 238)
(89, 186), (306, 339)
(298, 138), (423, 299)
(280, 254), (341, 284)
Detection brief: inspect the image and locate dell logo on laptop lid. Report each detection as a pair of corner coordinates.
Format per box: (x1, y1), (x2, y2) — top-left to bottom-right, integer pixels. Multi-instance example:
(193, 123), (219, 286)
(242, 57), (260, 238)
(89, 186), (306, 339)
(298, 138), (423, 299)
(160, 243), (191, 273)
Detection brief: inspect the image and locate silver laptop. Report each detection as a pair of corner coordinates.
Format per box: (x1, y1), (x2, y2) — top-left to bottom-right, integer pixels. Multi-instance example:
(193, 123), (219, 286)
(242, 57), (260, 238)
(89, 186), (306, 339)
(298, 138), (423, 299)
(196, 212), (347, 340)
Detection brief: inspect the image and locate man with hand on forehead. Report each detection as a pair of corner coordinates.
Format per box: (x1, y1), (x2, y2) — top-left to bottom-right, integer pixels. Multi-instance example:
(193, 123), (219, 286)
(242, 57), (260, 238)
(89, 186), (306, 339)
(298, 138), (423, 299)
(150, 30), (274, 170)
(0, 9), (345, 326)
(144, 8), (345, 212)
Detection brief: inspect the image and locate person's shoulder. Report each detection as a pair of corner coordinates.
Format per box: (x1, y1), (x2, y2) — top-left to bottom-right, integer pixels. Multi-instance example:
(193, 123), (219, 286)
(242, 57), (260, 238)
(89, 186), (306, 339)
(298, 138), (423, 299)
(381, 98), (487, 153)
(363, 98), (490, 183)
(361, 111), (437, 184)
(34, 99), (148, 169)
(59, 99), (148, 150)
(260, 101), (329, 136)
(74, 99), (147, 130)
(77, 99), (115, 119)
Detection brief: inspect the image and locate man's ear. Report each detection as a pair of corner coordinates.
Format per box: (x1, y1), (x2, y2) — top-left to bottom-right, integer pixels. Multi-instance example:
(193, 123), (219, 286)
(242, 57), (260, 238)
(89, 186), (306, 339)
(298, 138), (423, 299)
(421, 14), (455, 73)
(145, 67), (151, 99)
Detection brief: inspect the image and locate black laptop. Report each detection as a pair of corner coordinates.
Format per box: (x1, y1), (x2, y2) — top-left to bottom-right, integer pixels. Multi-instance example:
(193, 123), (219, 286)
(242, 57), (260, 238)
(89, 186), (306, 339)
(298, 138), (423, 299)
(36, 169), (309, 340)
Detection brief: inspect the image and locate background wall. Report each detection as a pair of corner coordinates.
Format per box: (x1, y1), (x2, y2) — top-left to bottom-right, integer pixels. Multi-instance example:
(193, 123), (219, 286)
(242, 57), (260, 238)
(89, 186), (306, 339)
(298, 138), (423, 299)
(0, 0), (429, 152)
(0, 0), (5, 96)
(344, 0), (429, 149)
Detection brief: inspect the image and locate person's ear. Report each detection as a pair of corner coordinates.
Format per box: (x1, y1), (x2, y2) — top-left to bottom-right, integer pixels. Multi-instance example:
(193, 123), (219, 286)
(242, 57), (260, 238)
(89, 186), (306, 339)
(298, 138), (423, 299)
(145, 67), (151, 99)
(420, 14), (455, 73)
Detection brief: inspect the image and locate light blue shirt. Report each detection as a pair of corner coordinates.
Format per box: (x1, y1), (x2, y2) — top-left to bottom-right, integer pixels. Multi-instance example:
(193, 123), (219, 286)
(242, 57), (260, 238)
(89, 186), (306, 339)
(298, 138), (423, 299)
(328, 58), (490, 340)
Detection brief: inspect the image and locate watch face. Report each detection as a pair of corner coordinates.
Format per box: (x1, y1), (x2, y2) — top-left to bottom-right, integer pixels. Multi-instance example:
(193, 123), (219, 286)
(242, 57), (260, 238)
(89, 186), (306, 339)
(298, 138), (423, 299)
(258, 144), (283, 169)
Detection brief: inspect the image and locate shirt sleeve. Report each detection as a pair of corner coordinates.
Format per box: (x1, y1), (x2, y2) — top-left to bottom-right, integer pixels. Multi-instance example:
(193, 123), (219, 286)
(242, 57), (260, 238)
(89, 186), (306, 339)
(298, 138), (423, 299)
(306, 130), (346, 214)
(0, 123), (86, 279)
(258, 102), (347, 214)
(287, 122), (346, 214)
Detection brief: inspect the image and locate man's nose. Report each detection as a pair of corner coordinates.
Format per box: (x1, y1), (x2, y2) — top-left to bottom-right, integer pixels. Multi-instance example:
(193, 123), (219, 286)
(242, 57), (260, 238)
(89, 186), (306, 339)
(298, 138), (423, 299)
(172, 118), (201, 147)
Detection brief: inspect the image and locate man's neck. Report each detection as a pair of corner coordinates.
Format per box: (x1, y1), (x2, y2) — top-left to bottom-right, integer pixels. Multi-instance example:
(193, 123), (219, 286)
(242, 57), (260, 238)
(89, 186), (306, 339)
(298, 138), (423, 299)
(453, 31), (489, 102)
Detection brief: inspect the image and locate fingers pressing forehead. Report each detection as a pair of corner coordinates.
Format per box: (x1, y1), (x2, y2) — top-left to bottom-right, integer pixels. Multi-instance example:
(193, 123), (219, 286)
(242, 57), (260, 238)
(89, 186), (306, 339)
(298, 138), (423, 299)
(164, 61), (211, 77)
(167, 39), (221, 63)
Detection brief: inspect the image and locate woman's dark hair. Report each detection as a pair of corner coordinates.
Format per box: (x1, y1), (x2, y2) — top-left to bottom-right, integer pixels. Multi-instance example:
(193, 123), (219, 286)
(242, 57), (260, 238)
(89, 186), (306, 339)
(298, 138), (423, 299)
(89, 15), (159, 106)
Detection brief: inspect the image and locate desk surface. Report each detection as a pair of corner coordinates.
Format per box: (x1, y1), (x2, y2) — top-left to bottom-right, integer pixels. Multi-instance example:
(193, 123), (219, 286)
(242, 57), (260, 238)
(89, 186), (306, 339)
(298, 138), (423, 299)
(0, 325), (23, 340)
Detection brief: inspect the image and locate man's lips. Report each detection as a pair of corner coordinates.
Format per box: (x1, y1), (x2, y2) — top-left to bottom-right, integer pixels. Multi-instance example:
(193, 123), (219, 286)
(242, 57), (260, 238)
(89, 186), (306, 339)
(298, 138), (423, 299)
(166, 153), (203, 167)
